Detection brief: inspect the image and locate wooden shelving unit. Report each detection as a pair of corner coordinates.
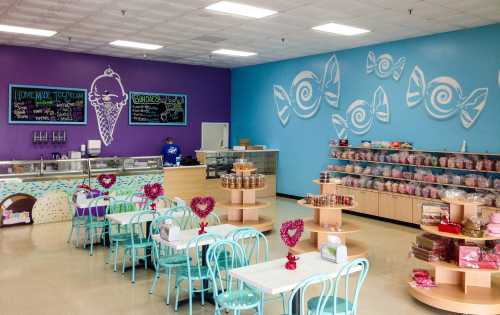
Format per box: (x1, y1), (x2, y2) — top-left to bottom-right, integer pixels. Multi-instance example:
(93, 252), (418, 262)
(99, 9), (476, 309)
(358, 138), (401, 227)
(408, 199), (500, 314)
(290, 180), (367, 259)
(219, 169), (273, 232)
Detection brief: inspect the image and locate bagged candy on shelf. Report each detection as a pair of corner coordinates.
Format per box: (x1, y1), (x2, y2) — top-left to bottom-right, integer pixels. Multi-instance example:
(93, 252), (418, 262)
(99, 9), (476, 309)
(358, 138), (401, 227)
(478, 176), (492, 189)
(415, 154), (425, 166)
(378, 152), (387, 162)
(464, 157), (474, 170)
(407, 154), (416, 165)
(373, 166), (384, 176)
(476, 159), (485, 171)
(423, 171), (436, 183)
(398, 183), (408, 194)
(437, 174), (451, 185)
(384, 180), (393, 192)
(373, 152), (380, 162)
(428, 186), (439, 199)
(465, 174), (478, 187)
(345, 164), (354, 173)
(402, 171), (414, 180)
(484, 159), (494, 172)
(392, 182), (400, 193)
(455, 156), (465, 169)
(407, 183), (416, 195)
(359, 176), (369, 188)
(354, 152), (361, 160)
(430, 156), (438, 166)
(362, 166), (373, 175)
(347, 150), (356, 160)
(400, 151), (409, 164)
(392, 166), (403, 178)
(424, 154), (433, 166)
(439, 156), (448, 168)
(437, 187), (447, 199)
(442, 189), (466, 202)
(415, 184), (423, 197)
(383, 165), (392, 177)
(447, 157), (456, 168)
(496, 160), (500, 172)
(452, 175), (464, 185)
(354, 164), (363, 174)
(374, 180), (385, 191)
(414, 169), (425, 181)
(422, 186), (432, 198)
(410, 269), (436, 288)
(366, 151), (374, 161)
(341, 151), (349, 159)
(365, 179), (374, 189)
(494, 179), (500, 190)
(390, 153), (400, 163)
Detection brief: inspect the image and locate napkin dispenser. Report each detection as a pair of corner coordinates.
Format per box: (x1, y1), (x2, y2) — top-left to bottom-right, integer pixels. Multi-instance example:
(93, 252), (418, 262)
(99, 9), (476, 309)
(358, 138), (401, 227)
(320, 235), (347, 264)
(160, 222), (180, 242)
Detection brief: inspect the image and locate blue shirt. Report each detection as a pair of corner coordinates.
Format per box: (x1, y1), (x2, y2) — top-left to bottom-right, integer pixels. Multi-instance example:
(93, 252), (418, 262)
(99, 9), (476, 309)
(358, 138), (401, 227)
(162, 144), (181, 165)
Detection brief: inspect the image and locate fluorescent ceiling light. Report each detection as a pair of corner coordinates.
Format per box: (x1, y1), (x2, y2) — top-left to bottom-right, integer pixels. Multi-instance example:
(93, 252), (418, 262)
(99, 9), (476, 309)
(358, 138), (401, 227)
(109, 40), (162, 50)
(312, 23), (370, 36)
(212, 49), (257, 57)
(0, 24), (56, 37)
(206, 1), (277, 18)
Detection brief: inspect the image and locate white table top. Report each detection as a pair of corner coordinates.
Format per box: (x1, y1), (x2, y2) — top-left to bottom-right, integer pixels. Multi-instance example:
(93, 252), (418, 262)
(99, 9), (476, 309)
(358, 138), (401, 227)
(75, 195), (142, 208)
(229, 252), (361, 295)
(152, 224), (238, 250)
(105, 208), (183, 225)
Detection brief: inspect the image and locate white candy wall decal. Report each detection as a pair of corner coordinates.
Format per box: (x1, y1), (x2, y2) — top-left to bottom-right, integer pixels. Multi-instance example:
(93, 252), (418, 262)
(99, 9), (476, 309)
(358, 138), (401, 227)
(273, 54), (340, 126)
(366, 51), (406, 81)
(406, 65), (488, 129)
(89, 67), (128, 146)
(332, 86), (389, 139)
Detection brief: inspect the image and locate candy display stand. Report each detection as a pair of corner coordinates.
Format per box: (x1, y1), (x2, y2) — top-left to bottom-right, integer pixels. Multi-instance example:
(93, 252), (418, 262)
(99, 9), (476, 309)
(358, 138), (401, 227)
(219, 168), (273, 232)
(290, 179), (367, 259)
(409, 198), (500, 314)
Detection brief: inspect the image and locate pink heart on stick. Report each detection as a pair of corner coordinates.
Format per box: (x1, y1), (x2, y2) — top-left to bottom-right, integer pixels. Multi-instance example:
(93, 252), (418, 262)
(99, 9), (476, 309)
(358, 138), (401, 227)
(280, 219), (304, 248)
(190, 196), (215, 219)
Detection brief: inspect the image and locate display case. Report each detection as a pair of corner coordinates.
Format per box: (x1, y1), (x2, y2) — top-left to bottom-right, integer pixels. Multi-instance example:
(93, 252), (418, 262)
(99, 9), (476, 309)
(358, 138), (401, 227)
(0, 160), (41, 179)
(123, 156), (163, 173)
(88, 157), (123, 174)
(42, 158), (89, 177)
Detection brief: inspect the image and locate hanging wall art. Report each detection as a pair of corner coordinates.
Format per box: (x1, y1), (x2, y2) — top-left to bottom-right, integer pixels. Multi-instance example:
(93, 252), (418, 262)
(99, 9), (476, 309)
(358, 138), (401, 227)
(89, 67), (128, 146)
(332, 86), (389, 139)
(406, 65), (488, 129)
(273, 54), (340, 126)
(366, 51), (406, 81)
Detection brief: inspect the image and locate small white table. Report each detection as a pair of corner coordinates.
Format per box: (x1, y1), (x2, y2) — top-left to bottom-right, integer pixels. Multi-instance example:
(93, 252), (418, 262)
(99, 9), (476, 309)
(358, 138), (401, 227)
(230, 252), (361, 314)
(105, 208), (182, 225)
(152, 224), (238, 250)
(76, 195), (142, 209)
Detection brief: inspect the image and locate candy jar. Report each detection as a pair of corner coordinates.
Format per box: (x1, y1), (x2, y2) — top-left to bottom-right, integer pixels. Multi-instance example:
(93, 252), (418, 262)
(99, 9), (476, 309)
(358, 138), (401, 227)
(439, 156), (448, 168)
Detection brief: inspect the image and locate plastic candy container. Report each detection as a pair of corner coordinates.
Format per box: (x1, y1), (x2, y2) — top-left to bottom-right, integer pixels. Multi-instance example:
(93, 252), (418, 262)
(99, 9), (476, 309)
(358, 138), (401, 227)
(476, 159), (484, 171)
(424, 155), (432, 166)
(366, 151), (374, 161)
(402, 171), (413, 180)
(365, 179), (374, 189)
(423, 172), (436, 183)
(494, 179), (500, 190)
(437, 174), (450, 184)
(354, 152), (361, 160)
(439, 156), (448, 168)
(373, 166), (384, 176)
(496, 160), (500, 172)
(464, 158), (474, 170)
(391, 182), (399, 193)
(391, 166), (403, 178)
(447, 157), (456, 168)
(362, 166), (372, 175)
(478, 176), (492, 188)
(422, 186), (431, 198)
(407, 183), (416, 195)
(384, 181), (393, 192)
(415, 155), (424, 166)
(407, 154), (416, 165)
(484, 159), (494, 171)
(400, 151), (409, 164)
(464, 174), (478, 187)
(374, 180), (385, 191)
(354, 164), (363, 174)
(378, 152), (387, 162)
(398, 183), (408, 194)
(483, 194), (496, 207)
(429, 187), (440, 199)
(390, 153), (400, 163)
(383, 166), (392, 177)
(452, 175), (464, 185)
(455, 156), (464, 169)
(415, 185), (423, 197)
(345, 164), (354, 173)
(414, 169), (425, 181)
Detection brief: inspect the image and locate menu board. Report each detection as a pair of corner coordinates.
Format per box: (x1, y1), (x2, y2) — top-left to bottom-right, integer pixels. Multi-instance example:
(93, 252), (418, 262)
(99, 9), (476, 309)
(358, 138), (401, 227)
(9, 85), (87, 124)
(129, 91), (187, 126)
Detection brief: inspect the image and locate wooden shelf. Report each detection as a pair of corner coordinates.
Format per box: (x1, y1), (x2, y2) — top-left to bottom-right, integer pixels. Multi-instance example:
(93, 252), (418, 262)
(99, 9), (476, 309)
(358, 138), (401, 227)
(231, 168), (257, 173)
(408, 282), (500, 315)
(312, 179), (338, 185)
(420, 225), (500, 241)
(218, 200), (270, 210)
(220, 214), (273, 233)
(297, 199), (355, 211)
(290, 238), (367, 259)
(330, 170), (500, 193)
(331, 145), (500, 157)
(220, 185), (267, 192)
(330, 157), (500, 175)
(441, 198), (485, 206)
(414, 257), (500, 274)
(304, 218), (360, 234)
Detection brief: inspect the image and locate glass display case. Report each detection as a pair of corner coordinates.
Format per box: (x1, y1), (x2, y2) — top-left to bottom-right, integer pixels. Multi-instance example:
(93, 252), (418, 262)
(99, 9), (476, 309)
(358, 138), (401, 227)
(0, 160), (41, 179)
(42, 159), (89, 176)
(198, 150), (278, 178)
(123, 156), (163, 173)
(88, 157), (123, 174)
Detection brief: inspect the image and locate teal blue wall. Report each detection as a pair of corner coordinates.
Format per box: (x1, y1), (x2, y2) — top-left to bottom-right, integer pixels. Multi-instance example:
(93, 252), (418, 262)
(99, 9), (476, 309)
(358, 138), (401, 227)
(231, 24), (500, 197)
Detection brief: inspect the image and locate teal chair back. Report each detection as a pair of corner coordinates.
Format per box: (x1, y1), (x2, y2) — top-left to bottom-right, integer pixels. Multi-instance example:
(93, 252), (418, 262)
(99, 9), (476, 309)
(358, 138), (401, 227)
(186, 212), (221, 230)
(155, 195), (176, 209)
(127, 192), (148, 210)
(163, 206), (194, 229)
(108, 199), (135, 214)
(206, 239), (247, 297)
(185, 233), (223, 279)
(128, 210), (157, 246)
(149, 214), (184, 266)
(227, 227), (269, 264)
(330, 258), (370, 315)
(287, 274), (334, 315)
(86, 196), (114, 225)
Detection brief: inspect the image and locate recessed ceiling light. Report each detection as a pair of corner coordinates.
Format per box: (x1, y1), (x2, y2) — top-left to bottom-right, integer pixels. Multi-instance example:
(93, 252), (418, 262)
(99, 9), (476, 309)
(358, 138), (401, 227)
(109, 40), (162, 50)
(206, 1), (277, 19)
(0, 24), (56, 37)
(312, 23), (370, 36)
(212, 49), (257, 57)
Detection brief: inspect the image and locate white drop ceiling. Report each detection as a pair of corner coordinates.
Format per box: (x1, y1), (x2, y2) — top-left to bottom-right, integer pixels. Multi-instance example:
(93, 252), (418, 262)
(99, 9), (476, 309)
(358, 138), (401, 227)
(0, 0), (499, 68)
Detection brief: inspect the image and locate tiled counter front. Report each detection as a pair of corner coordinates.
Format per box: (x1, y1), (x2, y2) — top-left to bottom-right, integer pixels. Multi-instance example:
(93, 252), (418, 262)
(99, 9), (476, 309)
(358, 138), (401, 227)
(0, 173), (163, 226)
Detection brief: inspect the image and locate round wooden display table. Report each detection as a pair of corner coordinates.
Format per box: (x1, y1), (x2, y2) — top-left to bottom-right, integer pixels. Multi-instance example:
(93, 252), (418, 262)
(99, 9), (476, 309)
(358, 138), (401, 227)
(292, 181), (367, 259)
(408, 198), (500, 314)
(219, 170), (273, 233)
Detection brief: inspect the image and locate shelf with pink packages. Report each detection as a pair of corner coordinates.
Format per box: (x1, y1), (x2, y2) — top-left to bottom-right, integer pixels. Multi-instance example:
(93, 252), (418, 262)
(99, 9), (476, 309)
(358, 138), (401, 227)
(330, 145), (500, 157)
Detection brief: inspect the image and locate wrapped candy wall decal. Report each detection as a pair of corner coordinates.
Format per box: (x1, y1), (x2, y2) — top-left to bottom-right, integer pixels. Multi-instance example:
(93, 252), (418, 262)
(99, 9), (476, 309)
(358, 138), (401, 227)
(273, 54), (340, 126)
(89, 67), (128, 146)
(332, 86), (390, 139)
(406, 65), (488, 129)
(366, 51), (406, 81)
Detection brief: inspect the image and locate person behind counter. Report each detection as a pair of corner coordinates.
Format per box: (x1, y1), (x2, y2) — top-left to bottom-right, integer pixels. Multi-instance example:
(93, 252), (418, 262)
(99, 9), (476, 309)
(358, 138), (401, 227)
(162, 137), (181, 166)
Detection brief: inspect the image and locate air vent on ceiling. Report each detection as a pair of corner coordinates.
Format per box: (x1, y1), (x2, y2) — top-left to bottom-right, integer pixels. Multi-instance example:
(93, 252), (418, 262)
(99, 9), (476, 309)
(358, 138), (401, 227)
(193, 35), (226, 43)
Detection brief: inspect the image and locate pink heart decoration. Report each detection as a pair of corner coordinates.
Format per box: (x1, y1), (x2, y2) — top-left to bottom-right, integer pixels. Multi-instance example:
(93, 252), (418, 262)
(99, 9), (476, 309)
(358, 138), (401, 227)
(280, 219), (304, 248)
(98, 174), (116, 189)
(144, 183), (164, 201)
(190, 196), (215, 219)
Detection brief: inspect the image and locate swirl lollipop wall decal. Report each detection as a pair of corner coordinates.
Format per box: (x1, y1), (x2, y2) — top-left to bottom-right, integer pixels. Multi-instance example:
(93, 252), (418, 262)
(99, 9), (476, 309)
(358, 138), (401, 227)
(406, 65), (488, 129)
(332, 86), (389, 139)
(366, 51), (406, 81)
(273, 54), (340, 126)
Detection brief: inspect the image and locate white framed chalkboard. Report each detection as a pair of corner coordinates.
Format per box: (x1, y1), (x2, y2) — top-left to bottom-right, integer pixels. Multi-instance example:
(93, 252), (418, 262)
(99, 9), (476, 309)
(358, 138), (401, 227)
(128, 91), (187, 126)
(9, 84), (87, 125)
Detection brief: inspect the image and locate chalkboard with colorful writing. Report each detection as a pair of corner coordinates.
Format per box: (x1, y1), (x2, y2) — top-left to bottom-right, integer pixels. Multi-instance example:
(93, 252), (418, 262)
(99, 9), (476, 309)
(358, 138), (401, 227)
(129, 91), (187, 126)
(9, 85), (87, 124)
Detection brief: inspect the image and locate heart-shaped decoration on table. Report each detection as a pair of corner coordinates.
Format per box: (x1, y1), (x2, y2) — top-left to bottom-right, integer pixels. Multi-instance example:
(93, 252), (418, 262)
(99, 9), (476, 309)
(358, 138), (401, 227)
(97, 174), (116, 190)
(280, 219), (304, 270)
(190, 196), (215, 234)
(143, 183), (164, 211)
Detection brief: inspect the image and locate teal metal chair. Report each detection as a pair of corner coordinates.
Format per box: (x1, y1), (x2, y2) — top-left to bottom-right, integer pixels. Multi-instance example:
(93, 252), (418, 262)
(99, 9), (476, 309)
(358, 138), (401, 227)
(174, 232), (223, 315)
(66, 192), (87, 246)
(163, 205), (193, 229)
(121, 210), (157, 283)
(206, 239), (262, 315)
(149, 214), (191, 304)
(185, 211), (222, 230)
(287, 273), (334, 315)
(127, 192), (148, 210)
(306, 258), (370, 315)
(107, 199), (137, 271)
(84, 196), (113, 256)
(227, 227), (286, 313)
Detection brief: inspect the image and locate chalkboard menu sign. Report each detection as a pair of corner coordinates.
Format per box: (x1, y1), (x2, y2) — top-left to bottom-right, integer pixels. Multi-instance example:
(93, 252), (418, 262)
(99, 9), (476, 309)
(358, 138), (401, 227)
(129, 91), (187, 126)
(9, 85), (87, 124)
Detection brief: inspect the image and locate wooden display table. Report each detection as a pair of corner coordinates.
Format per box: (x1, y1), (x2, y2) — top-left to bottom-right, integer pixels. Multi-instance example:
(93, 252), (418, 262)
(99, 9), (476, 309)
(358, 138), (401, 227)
(409, 198), (500, 314)
(219, 169), (273, 232)
(290, 181), (367, 259)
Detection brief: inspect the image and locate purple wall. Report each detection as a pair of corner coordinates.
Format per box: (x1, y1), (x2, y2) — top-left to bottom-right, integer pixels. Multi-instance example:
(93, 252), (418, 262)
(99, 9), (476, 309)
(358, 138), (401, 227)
(0, 45), (231, 160)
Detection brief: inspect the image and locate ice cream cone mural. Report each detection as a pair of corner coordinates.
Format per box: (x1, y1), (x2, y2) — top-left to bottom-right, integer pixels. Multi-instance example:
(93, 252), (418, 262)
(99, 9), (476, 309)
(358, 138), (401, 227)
(89, 67), (128, 146)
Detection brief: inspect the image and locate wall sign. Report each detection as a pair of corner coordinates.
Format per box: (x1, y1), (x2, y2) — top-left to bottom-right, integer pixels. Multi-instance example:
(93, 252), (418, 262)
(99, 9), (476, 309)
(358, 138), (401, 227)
(9, 84), (87, 124)
(128, 91), (187, 126)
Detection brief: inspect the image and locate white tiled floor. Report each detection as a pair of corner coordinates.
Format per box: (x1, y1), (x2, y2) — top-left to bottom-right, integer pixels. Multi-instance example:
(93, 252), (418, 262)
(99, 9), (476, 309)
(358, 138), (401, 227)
(0, 197), (458, 314)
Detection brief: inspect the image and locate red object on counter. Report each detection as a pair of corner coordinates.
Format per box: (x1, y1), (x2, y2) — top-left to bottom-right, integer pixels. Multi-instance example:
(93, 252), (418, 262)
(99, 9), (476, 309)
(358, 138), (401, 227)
(438, 222), (462, 234)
